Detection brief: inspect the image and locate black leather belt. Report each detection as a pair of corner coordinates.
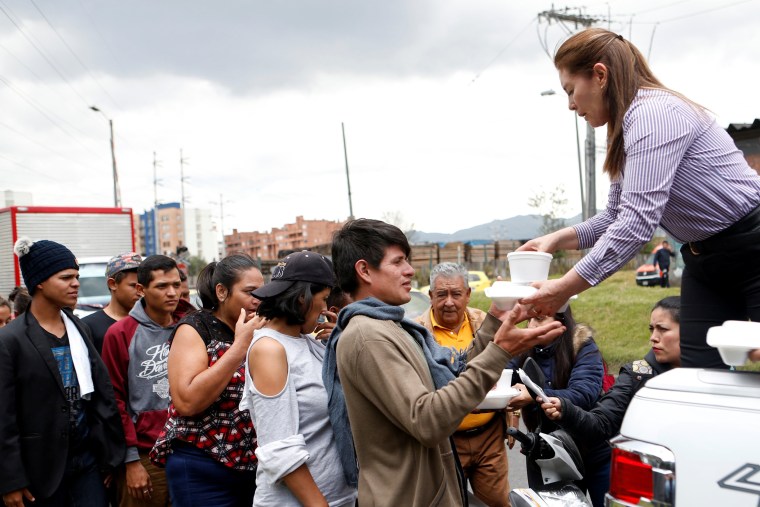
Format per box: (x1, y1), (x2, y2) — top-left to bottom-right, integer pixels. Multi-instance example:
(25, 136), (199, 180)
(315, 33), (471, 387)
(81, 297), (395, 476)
(688, 204), (760, 255)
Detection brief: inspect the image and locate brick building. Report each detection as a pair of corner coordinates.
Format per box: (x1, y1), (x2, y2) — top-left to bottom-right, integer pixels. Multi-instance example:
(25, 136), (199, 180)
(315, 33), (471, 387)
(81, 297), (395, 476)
(225, 215), (344, 260)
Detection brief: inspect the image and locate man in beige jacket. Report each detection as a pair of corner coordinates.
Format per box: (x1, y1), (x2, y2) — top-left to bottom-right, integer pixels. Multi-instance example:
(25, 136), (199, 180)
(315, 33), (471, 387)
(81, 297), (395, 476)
(417, 262), (510, 507)
(323, 219), (564, 507)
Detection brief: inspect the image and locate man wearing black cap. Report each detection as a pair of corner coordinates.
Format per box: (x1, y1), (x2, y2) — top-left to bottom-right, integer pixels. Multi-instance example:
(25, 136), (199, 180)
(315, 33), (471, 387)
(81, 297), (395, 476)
(0, 238), (125, 507)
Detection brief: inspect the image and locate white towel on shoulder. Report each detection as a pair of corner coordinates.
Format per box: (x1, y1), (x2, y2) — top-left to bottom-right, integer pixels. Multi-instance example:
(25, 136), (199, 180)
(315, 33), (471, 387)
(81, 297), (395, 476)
(61, 310), (95, 399)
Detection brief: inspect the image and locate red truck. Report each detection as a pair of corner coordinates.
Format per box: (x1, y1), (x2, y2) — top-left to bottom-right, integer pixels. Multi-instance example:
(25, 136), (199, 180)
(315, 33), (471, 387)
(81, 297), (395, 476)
(1, 206), (135, 309)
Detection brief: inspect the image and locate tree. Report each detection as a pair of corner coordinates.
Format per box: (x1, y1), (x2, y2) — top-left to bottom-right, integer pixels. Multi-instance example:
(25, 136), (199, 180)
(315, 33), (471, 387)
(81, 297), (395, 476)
(381, 210), (417, 243)
(187, 255), (208, 278)
(528, 186), (568, 236)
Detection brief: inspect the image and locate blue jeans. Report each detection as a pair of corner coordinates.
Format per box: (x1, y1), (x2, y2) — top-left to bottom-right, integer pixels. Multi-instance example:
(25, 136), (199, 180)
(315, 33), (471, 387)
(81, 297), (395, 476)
(30, 448), (108, 507)
(165, 441), (256, 507)
(581, 459), (611, 507)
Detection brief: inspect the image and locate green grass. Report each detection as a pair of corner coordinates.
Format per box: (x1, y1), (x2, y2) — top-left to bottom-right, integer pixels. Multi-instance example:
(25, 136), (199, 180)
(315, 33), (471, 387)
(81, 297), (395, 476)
(470, 271), (678, 372)
(470, 270), (760, 372)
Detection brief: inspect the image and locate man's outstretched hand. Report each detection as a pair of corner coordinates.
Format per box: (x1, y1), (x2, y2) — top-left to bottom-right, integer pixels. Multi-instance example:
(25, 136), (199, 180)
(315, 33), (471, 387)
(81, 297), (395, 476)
(493, 303), (565, 356)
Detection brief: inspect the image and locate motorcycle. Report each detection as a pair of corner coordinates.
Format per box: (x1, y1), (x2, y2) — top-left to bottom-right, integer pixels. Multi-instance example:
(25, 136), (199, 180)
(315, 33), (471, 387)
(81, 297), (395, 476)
(508, 358), (592, 507)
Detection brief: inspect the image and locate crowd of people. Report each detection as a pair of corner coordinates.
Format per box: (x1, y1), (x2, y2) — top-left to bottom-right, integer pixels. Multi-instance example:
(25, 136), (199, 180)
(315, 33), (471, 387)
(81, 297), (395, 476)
(2, 25), (759, 507)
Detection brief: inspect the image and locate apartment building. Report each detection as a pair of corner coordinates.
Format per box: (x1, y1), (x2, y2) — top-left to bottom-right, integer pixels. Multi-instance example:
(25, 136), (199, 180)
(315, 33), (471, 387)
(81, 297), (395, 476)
(226, 215), (344, 260)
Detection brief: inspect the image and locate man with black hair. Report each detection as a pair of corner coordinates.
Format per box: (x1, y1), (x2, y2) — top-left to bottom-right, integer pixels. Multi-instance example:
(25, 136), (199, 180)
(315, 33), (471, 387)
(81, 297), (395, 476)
(323, 219), (565, 506)
(653, 240), (676, 288)
(82, 252), (143, 354)
(0, 238), (124, 507)
(0, 297), (12, 327)
(8, 285), (31, 317)
(102, 255), (193, 507)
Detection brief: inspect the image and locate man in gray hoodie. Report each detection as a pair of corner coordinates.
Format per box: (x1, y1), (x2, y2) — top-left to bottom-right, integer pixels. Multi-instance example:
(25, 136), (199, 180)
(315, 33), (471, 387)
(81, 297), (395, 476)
(102, 255), (193, 507)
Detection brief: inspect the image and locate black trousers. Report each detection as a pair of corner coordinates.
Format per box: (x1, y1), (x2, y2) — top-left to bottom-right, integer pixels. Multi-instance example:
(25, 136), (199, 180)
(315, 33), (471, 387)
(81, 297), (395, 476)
(659, 267), (670, 288)
(680, 205), (760, 368)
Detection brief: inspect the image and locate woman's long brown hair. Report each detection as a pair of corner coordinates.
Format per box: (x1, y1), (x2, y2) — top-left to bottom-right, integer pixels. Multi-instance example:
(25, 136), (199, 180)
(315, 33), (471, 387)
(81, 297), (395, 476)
(554, 28), (665, 180)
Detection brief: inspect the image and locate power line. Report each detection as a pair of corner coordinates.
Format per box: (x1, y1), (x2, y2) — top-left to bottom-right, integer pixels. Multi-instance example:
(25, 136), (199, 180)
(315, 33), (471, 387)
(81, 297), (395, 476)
(75, 0), (127, 74)
(471, 17), (537, 83)
(0, 74), (103, 159)
(657, 0), (756, 23)
(0, 0), (91, 109)
(0, 119), (101, 173)
(633, 0), (691, 15)
(607, 0), (757, 25)
(28, 0), (122, 110)
(0, 152), (67, 184)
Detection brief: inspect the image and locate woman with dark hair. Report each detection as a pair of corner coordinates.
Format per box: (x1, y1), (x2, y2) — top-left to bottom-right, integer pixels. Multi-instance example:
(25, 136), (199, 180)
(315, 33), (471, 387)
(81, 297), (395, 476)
(507, 305), (606, 506)
(541, 296), (681, 442)
(150, 254), (266, 507)
(539, 296), (681, 504)
(519, 27), (760, 369)
(240, 251), (357, 507)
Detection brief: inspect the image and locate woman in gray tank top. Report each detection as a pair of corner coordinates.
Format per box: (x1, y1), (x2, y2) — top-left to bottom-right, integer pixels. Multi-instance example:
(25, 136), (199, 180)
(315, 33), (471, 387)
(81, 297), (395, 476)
(240, 251), (357, 507)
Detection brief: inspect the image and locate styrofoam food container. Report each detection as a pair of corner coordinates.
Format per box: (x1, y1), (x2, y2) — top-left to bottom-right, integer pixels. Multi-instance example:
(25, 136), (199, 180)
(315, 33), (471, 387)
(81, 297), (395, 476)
(507, 251), (552, 284)
(484, 281), (537, 310)
(496, 369), (514, 389)
(706, 321), (760, 366)
(476, 387), (519, 410)
(558, 294), (579, 313)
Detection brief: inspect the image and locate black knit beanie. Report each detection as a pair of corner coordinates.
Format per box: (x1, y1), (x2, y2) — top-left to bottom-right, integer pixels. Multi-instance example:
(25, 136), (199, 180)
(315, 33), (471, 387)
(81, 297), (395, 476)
(13, 238), (79, 295)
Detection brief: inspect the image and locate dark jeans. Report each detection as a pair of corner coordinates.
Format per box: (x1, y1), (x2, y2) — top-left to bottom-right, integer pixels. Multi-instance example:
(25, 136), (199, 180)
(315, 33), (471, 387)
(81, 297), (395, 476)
(29, 448), (108, 507)
(578, 458), (611, 507)
(659, 267), (670, 288)
(680, 206), (760, 368)
(165, 441), (256, 507)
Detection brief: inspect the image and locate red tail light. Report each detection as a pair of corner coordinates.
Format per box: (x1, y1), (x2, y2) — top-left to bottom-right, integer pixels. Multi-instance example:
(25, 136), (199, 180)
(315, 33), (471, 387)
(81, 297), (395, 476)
(609, 448), (654, 504)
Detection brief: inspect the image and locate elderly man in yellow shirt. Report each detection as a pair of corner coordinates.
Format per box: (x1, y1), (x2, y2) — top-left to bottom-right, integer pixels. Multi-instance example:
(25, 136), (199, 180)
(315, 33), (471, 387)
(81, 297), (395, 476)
(416, 262), (511, 507)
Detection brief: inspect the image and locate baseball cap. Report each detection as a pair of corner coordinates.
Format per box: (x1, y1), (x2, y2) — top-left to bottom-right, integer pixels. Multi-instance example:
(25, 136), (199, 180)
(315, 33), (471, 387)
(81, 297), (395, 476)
(253, 251), (335, 299)
(106, 252), (143, 278)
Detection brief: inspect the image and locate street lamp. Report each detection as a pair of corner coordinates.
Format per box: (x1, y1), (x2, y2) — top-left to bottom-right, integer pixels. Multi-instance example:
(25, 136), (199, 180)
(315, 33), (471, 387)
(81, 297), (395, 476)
(90, 105), (122, 207)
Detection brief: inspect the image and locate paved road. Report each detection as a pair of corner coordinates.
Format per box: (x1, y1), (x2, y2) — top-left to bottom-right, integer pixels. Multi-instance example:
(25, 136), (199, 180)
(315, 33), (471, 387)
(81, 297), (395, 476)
(506, 418), (530, 490)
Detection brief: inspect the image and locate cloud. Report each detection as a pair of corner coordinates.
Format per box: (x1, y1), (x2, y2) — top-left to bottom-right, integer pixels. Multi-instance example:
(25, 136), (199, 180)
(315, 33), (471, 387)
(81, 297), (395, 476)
(0, 0), (758, 237)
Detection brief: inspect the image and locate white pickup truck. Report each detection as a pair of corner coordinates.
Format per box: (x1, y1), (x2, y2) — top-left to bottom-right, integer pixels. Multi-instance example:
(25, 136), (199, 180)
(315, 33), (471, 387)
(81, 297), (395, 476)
(606, 341), (760, 505)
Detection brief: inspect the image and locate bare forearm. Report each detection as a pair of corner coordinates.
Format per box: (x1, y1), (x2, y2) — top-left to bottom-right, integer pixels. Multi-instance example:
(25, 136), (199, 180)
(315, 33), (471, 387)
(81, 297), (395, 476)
(557, 268), (592, 296)
(518, 226), (580, 254)
(172, 346), (246, 415)
(551, 226), (581, 251)
(282, 464), (328, 507)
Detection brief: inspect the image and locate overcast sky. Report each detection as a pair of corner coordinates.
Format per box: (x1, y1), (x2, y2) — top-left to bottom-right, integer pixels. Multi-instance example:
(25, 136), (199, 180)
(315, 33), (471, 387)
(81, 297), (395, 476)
(1, 0), (758, 237)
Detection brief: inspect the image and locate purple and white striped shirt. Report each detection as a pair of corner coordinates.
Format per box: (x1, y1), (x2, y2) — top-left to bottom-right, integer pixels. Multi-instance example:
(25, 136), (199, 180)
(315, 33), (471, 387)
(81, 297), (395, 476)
(574, 88), (760, 286)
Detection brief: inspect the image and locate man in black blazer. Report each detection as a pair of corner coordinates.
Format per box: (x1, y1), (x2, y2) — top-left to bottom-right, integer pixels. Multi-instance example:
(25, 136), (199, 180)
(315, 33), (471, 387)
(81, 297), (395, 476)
(0, 238), (125, 507)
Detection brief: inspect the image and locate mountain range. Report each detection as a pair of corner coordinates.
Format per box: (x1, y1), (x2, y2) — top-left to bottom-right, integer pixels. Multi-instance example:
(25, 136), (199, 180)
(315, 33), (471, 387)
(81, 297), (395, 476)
(410, 213), (584, 243)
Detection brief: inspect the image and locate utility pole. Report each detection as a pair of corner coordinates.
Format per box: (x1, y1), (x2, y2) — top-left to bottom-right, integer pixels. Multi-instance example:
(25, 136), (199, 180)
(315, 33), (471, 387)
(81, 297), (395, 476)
(218, 193), (225, 240)
(179, 149), (190, 251)
(341, 123), (355, 220)
(538, 6), (602, 220)
(209, 194), (231, 258)
(153, 152), (162, 255)
(89, 106), (121, 207)
(585, 124), (596, 219)
(180, 149), (190, 209)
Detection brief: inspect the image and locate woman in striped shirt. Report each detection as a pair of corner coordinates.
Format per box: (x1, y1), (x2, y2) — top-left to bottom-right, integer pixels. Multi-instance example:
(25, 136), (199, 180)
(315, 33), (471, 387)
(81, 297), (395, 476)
(519, 28), (760, 369)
